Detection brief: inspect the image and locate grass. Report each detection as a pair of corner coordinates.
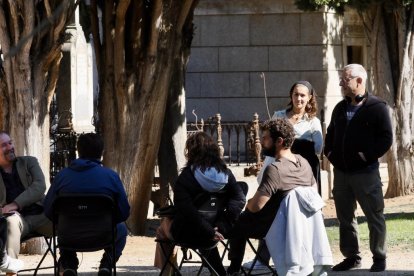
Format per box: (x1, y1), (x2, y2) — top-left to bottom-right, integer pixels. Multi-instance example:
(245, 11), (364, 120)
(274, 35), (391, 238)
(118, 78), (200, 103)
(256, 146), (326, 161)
(326, 212), (414, 250)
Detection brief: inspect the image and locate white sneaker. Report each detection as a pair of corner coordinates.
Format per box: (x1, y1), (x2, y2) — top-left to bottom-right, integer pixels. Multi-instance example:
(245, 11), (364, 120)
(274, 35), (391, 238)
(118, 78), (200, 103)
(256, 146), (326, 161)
(0, 256), (24, 273)
(242, 259), (268, 270)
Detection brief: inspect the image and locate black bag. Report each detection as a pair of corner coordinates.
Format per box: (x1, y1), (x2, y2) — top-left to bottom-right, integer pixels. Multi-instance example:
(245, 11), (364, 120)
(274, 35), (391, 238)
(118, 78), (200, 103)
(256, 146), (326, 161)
(193, 192), (224, 225)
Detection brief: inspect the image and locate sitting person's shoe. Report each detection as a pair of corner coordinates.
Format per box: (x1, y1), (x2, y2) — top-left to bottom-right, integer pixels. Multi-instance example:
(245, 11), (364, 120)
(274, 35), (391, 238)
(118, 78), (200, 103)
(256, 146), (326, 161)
(370, 258), (386, 272)
(62, 268), (78, 276)
(242, 259), (268, 270)
(0, 256), (24, 273)
(332, 257), (361, 271)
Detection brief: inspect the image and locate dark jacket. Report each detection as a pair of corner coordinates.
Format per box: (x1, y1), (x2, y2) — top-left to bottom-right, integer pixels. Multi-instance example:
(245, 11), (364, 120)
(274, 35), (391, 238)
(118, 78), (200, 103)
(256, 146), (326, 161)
(0, 156), (46, 209)
(44, 159), (130, 223)
(170, 166), (246, 246)
(324, 94), (392, 172)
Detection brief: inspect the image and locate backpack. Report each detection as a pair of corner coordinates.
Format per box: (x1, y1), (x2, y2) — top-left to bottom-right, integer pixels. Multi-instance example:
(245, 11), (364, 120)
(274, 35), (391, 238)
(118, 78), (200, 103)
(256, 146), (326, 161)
(193, 191), (226, 225)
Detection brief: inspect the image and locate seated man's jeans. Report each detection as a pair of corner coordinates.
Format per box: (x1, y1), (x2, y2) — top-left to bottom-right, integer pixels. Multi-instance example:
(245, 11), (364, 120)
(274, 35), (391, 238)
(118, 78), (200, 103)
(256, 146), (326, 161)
(60, 222), (128, 270)
(227, 212), (270, 274)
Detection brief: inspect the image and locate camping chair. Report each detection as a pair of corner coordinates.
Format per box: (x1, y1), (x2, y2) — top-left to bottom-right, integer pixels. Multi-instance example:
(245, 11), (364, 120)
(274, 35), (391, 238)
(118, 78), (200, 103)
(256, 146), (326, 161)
(156, 238), (221, 276)
(51, 193), (117, 276)
(18, 234), (57, 275)
(242, 238), (277, 276)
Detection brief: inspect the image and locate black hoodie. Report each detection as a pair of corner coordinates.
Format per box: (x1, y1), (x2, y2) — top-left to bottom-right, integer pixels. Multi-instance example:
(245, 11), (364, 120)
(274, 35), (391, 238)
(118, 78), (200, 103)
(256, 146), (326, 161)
(324, 93), (392, 172)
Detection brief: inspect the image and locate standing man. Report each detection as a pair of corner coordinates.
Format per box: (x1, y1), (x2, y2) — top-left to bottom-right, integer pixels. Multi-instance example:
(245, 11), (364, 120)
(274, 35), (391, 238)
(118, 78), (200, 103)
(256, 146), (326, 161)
(44, 133), (130, 276)
(324, 64), (392, 272)
(226, 118), (316, 275)
(0, 131), (52, 275)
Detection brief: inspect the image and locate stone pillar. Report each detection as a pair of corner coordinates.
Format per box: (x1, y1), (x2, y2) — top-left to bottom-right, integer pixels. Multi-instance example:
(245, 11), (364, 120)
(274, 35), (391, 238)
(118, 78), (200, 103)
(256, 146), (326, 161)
(56, 6), (96, 134)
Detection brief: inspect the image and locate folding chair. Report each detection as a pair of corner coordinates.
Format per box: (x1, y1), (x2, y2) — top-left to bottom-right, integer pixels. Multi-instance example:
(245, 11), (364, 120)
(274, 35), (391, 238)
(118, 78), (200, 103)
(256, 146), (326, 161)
(156, 238), (220, 276)
(18, 234), (57, 276)
(51, 193), (117, 276)
(242, 238), (277, 276)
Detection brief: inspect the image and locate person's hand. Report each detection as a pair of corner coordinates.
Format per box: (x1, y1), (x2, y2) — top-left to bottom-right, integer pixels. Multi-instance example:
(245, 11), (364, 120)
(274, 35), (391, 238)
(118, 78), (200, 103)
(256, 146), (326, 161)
(213, 227), (224, 241)
(1, 202), (19, 214)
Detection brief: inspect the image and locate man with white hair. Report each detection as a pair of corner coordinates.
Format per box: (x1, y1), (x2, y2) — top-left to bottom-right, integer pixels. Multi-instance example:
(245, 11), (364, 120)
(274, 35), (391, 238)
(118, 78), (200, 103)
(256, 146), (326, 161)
(324, 64), (392, 272)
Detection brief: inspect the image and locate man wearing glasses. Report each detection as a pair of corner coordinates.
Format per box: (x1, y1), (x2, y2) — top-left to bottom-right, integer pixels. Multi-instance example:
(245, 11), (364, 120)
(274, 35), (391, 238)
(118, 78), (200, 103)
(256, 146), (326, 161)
(324, 64), (392, 272)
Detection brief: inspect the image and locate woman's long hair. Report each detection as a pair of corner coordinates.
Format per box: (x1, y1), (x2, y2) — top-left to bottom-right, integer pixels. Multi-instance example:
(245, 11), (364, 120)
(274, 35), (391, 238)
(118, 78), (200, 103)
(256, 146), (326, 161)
(286, 81), (318, 118)
(185, 132), (227, 173)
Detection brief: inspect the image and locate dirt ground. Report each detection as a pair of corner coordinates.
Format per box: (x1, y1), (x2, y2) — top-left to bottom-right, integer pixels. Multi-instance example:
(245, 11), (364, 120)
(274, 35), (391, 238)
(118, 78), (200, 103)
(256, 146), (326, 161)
(17, 193), (414, 276)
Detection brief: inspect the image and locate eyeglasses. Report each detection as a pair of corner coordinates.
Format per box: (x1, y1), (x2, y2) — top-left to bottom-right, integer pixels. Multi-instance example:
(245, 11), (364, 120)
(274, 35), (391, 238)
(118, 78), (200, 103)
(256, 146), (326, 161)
(340, 76), (357, 83)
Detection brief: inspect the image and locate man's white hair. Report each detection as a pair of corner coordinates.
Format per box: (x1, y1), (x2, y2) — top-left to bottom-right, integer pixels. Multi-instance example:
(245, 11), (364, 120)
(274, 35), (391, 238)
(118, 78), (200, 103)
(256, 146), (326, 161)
(344, 64), (367, 85)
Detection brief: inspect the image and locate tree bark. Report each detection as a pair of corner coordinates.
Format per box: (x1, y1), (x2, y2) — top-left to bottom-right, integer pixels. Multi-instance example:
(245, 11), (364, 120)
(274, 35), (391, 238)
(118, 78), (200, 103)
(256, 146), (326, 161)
(362, 4), (414, 197)
(91, 0), (198, 234)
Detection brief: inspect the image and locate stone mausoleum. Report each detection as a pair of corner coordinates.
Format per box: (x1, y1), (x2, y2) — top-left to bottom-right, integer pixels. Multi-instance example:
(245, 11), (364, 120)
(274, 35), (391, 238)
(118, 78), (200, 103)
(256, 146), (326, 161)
(185, 0), (368, 126)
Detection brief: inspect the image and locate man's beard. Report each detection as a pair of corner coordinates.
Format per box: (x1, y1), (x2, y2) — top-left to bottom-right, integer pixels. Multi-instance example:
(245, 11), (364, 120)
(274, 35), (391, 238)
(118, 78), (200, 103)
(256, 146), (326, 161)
(4, 150), (16, 162)
(262, 144), (276, 157)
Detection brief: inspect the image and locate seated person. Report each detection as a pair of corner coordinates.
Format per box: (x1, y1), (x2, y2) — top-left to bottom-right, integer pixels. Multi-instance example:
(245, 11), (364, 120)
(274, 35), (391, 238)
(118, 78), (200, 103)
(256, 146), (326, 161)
(0, 131), (53, 275)
(43, 133), (130, 276)
(227, 118), (317, 275)
(155, 132), (246, 276)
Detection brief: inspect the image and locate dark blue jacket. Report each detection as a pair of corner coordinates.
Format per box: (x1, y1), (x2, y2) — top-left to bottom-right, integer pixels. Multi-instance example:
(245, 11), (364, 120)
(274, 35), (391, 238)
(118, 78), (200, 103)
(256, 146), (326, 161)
(324, 94), (393, 172)
(43, 159), (130, 223)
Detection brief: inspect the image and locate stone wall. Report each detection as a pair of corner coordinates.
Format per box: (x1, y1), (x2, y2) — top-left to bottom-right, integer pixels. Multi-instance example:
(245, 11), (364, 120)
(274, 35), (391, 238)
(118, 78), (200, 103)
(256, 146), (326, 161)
(185, 0), (346, 125)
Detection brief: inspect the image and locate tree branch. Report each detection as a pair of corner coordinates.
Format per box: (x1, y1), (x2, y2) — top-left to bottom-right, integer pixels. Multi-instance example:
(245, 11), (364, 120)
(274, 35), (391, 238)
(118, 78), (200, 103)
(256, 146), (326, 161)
(52, 0), (71, 43)
(114, 0), (130, 98)
(90, 0), (102, 77)
(7, 0), (20, 45)
(21, 2), (34, 59)
(147, 0), (162, 58)
(126, 0), (141, 70)
(0, 5), (14, 95)
(177, 0), (194, 34)
(103, 0), (115, 79)
(45, 50), (62, 109)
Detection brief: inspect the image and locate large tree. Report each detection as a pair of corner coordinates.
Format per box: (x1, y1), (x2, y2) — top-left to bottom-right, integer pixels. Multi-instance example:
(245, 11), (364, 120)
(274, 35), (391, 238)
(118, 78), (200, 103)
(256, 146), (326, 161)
(0, 0), (77, 173)
(0, 0), (78, 253)
(295, 0), (414, 196)
(85, 0), (198, 234)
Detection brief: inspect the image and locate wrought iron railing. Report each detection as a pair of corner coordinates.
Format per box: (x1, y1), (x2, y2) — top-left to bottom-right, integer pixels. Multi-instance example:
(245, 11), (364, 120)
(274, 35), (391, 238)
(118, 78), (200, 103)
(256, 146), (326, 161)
(187, 113), (263, 171)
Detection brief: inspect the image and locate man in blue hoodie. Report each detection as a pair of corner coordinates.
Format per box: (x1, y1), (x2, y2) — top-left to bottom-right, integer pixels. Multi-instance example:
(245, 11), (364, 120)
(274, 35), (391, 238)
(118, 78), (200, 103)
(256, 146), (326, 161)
(44, 133), (130, 276)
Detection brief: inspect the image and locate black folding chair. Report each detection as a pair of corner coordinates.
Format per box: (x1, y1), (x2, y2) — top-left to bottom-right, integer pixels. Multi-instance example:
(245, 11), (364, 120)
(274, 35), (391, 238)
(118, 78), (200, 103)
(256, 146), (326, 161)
(18, 234), (57, 276)
(51, 193), (117, 276)
(242, 238), (277, 276)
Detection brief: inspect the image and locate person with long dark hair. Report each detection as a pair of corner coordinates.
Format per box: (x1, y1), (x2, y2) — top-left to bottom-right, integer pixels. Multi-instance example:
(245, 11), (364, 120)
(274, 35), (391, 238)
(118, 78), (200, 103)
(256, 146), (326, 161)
(155, 132), (246, 276)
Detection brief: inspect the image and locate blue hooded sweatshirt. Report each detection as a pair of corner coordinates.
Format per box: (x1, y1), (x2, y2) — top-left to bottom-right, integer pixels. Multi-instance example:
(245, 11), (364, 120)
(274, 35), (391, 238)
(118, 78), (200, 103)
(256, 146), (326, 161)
(43, 159), (130, 223)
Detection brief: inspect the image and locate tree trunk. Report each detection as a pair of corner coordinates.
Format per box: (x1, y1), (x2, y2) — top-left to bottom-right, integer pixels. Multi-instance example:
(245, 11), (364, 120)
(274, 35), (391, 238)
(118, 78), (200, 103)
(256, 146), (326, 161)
(362, 4), (414, 197)
(0, 0), (76, 252)
(91, 0), (198, 234)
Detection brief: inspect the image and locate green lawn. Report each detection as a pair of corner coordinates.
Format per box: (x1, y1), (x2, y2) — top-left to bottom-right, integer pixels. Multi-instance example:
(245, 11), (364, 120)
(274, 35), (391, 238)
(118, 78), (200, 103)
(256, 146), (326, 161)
(326, 212), (414, 250)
